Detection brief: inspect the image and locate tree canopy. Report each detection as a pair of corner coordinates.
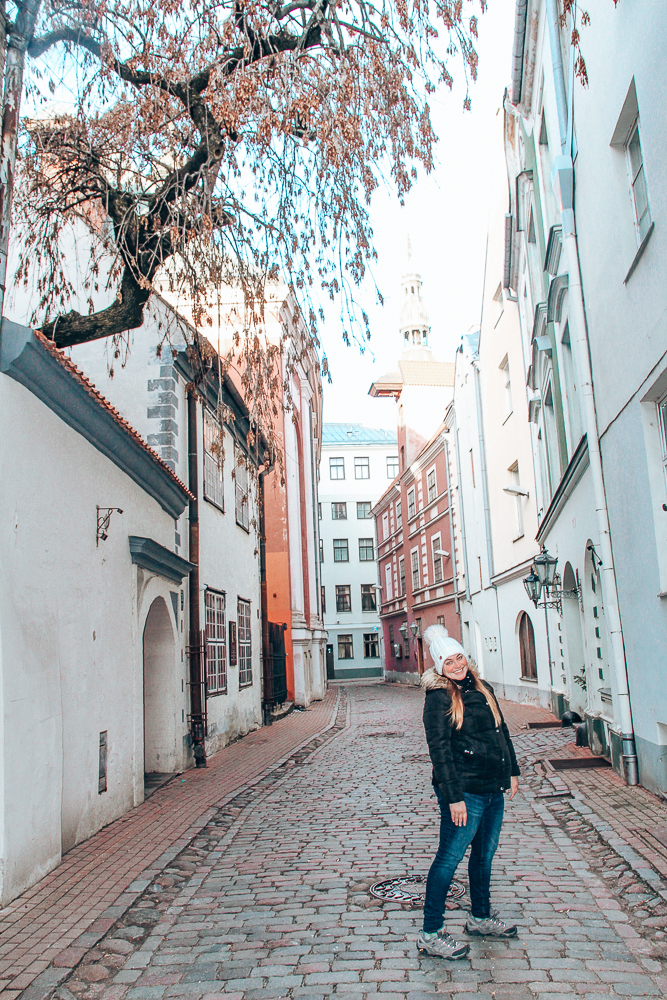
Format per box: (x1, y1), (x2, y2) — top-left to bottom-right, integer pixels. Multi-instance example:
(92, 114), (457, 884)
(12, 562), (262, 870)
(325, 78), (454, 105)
(8, 0), (483, 357)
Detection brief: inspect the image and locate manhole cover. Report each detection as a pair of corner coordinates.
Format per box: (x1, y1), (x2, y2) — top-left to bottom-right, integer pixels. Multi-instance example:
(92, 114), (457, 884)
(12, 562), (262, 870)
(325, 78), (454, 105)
(370, 874), (465, 906)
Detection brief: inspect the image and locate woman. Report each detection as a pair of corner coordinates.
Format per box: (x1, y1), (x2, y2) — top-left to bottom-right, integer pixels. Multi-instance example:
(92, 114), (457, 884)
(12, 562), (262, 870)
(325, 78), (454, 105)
(417, 625), (520, 960)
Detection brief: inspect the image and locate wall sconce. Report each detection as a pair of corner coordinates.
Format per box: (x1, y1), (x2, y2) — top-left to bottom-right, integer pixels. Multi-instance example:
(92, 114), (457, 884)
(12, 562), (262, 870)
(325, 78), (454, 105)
(97, 506), (123, 546)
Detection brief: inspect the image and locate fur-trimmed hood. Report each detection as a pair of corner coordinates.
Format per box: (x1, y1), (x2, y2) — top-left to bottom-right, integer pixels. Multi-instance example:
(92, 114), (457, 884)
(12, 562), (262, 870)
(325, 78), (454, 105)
(420, 662), (479, 691)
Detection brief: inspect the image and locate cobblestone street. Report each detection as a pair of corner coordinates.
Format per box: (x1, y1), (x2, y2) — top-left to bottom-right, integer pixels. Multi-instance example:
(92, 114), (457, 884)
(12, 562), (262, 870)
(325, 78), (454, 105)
(12, 682), (667, 1000)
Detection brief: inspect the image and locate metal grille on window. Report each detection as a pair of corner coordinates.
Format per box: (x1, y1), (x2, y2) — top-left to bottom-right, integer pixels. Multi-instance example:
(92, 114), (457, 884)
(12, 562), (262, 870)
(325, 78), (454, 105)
(238, 598), (252, 687)
(205, 590), (227, 694)
(235, 448), (250, 530)
(203, 412), (224, 509)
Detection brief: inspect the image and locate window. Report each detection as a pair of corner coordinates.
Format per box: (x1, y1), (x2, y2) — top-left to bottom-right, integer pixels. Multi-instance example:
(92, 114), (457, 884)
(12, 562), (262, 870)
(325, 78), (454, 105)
(237, 598), (252, 687)
(228, 620), (237, 666)
(518, 612), (537, 680)
(329, 456), (345, 479)
(235, 448), (250, 530)
(437, 615), (445, 626)
(319, 538), (324, 563)
(399, 557), (406, 597)
(318, 502), (322, 519)
(500, 357), (512, 417)
(395, 500), (402, 529)
(354, 456), (370, 479)
(427, 469), (437, 503)
(332, 502), (347, 520)
(338, 634), (353, 659)
(203, 412), (224, 510)
(384, 563), (393, 601)
(359, 538), (374, 561)
(357, 501), (372, 519)
(205, 590), (227, 694)
(382, 512), (389, 539)
(333, 538), (349, 562)
(561, 324), (582, 451)
(626, 120), (651, 243)
(361, 584), (377, 612)
(321, 586), (326, 614)
(411, 549), (420, 592)
(407, 488), (416, 519)
(387, 456), (399, 479)
(432, 536), (443, 584)
(336, 585), (351, 612)
(364, 633), (379, 658)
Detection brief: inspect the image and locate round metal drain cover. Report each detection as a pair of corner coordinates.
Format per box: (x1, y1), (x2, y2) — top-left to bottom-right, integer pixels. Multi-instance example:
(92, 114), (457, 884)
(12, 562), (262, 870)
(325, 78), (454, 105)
(370, 874), (465, 906)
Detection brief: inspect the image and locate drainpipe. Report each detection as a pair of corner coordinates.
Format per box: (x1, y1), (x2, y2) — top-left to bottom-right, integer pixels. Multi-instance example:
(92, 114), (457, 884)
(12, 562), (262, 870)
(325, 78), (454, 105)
(545, 0), (568, 149)
(453, 415), (471, 604)
(548, 8), (637, 784)
(187, 389), (207, 767)
(473, 363), (495, 581)
(259, 466), (273, 726)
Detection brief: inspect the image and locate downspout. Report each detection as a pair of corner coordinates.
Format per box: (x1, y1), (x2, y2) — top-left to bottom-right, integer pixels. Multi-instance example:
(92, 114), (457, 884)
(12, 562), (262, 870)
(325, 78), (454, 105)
(548, 10), (637, 784)
(259, 466), (273, 726)
(545, 0), (568, 149)
(187, 389), (207, 767)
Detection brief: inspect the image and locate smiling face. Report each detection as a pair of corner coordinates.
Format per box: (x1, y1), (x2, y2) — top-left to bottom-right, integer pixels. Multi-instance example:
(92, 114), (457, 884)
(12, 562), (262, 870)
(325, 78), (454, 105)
(441, 652), (468, 681)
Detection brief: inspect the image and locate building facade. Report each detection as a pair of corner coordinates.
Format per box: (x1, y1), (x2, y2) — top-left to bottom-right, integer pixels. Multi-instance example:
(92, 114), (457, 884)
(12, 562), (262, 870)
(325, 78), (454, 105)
(319, 423), (398, 679)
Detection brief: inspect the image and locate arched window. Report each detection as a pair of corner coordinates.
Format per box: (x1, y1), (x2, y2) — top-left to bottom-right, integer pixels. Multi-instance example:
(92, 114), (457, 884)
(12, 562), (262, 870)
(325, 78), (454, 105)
(518, 612), (538, 680)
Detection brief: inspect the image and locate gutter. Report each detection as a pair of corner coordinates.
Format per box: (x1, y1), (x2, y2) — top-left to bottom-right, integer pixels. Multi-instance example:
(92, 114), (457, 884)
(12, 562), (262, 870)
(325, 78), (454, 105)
(510, 0), (529, 105)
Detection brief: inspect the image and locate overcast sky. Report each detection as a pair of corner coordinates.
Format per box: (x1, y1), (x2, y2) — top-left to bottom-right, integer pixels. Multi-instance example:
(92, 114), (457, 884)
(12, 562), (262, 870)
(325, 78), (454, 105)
(320, 1), (516, 433)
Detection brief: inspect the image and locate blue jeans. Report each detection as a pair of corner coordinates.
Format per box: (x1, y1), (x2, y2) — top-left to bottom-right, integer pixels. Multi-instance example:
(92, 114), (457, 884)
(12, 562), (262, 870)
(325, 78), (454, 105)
(422, 788), (505, 933)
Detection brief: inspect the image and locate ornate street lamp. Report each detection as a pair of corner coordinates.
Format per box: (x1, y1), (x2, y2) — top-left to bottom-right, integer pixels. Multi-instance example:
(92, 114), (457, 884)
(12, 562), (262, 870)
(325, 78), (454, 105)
(409, 621), (419, 638)
(523, 569), (542, 607)
(398, 622), (409, 640)
(533, 545), (559, 589)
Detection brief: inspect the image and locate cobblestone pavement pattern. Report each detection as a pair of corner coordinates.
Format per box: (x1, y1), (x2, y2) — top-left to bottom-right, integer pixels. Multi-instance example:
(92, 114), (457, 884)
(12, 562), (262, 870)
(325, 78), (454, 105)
(31, 682), (667, 1000)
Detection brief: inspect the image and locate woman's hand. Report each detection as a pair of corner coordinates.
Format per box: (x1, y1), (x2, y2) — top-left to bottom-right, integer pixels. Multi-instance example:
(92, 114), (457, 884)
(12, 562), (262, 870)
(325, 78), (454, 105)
(449, 800), (467, 827)
(509, 776), (520, 800)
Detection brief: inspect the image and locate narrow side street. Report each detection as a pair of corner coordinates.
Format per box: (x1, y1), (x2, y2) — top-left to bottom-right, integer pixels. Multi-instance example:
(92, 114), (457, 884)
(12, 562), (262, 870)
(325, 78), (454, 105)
(11, 682), (667, 1000)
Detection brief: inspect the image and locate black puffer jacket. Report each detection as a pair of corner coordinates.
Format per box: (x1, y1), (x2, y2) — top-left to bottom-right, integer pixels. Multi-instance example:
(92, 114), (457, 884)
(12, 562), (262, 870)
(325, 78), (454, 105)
(422, 668), (520, 803)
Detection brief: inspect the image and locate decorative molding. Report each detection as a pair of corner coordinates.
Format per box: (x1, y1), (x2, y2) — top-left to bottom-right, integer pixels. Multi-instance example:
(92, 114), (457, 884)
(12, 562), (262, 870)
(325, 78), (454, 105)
(129, 536), (194, 583)
(0, 320), (192, 519)
(547, 273), (569, 323)
(532, 301), (548, 343)
(544, 225), (563, 276)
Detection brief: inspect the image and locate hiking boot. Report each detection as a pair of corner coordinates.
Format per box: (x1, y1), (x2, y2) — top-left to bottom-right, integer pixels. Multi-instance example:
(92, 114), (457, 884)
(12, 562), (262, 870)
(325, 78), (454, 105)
(465, 912), (518, 938)
(417, 928), (470, 959)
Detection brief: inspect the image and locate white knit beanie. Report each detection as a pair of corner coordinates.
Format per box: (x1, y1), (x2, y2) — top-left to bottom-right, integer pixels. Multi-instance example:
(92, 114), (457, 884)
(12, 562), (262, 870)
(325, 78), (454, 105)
(423, 624), (467, 675)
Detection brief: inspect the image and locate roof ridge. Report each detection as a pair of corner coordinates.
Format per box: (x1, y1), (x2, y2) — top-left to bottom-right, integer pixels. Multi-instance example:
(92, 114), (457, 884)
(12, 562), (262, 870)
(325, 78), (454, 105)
(35, 331), (194, 501)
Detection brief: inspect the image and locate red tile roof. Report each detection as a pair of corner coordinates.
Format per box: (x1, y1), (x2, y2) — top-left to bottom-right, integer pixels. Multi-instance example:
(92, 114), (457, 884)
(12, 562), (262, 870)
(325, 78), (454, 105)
(35, 330), (195, 501)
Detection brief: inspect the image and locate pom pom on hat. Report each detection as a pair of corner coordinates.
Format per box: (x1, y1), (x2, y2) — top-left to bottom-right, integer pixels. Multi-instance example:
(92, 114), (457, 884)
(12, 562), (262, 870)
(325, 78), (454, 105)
(423, 624), (467, 675)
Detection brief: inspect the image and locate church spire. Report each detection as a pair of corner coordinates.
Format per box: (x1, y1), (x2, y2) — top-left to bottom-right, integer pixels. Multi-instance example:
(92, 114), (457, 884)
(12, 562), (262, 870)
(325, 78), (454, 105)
(399, 244), (431, 354)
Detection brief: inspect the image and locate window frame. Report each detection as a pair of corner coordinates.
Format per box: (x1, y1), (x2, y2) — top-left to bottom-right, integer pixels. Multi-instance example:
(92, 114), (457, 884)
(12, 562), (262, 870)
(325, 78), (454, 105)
(333, 538), (349, 562)
(234, 446), (250, 531)
(384, 563), (393, 601)
(357, 501), (372, 519)
(354, 456), (370, 480)
(358, 537), (374, 561)
(321, 585), (326, 614)
(399, 556), (406, 597)
(363, 633), (380, 659)
(337, 634), (354, 659)
(411, 548), (420, 592)
(426, 467), (437, 504)
(329, 456), (345, 480)
(203, 411), (225, 511)
(205, 589), (227, 695)
(361, 584), (377, 612)
(331, 501), (347, 520)
(407, 487), (416, 519)
(237, 597), (253, 687)
(431, 534), (443, 584)
(395, 499), (402, 529)
(335, 585), (352, 613)
(626, 117), (652, 245)
(386, 455), (399, 479)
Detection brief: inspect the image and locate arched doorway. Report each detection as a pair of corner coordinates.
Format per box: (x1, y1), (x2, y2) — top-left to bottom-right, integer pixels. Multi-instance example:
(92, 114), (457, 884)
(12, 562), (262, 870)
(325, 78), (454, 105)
(143, 597), (177, 789)
(561, 562), (587, 716)
(518, 612), (537, 681)
(583, 541), (611, 721)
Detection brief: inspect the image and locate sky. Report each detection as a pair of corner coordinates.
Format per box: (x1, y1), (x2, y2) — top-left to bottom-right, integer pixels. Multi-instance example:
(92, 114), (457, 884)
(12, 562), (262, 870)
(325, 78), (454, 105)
(320, 1), (516, 432)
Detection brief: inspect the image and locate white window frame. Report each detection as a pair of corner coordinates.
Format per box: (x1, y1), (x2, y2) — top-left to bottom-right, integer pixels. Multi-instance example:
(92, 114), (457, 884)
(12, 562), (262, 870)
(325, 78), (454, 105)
(407, 487), (416, 519)
(237, 598), (252, 687)
(354, 456), (370, 480)
(426, 467), (437, 503)
(431, 534), (443, 584)
(203, 411), (224, 510)
(509, 462), (524, 539)
(411, 548), (420, 592)
(205, 589), (227, 695)
(384, 563), (393, 601)
(331, 502), (347, 520)
(399, 556), (405, 597)
(382, 511), (389, 539)
(235, 446), (250, 531)
(500, 356), (512, 418)
(329, 456), (345, 480)
(626, 118), (652, 245)
(395, 499), (402, 529)
(386, 455), (399, 479)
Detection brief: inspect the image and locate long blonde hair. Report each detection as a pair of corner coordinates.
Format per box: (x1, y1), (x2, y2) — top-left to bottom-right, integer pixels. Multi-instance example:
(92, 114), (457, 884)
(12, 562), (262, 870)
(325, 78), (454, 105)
(445, 663), (502, 730)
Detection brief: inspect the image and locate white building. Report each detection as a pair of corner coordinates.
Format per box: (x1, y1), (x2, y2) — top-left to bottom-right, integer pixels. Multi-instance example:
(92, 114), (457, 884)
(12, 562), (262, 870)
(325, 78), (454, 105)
(0, 319), (193, 904)
(319, 424), (398, 679)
